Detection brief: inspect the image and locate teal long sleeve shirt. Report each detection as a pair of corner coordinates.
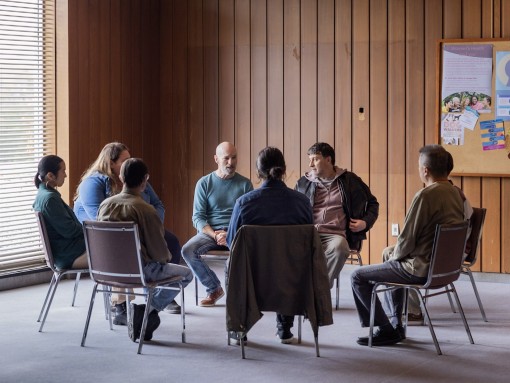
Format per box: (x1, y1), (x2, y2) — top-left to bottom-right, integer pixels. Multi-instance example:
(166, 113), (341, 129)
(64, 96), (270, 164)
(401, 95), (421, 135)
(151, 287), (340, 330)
(33, 184), (86, 269)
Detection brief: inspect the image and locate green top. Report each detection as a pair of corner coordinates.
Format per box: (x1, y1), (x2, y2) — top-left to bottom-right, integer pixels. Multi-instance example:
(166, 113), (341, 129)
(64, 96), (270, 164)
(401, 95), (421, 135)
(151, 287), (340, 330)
(33, 184), (86, 269)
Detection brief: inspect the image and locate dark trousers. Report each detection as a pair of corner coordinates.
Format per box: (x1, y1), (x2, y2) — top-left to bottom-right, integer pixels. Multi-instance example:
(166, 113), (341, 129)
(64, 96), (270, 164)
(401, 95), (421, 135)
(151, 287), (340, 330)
(351, 260), (427, 328)
(164, 229), (182, 265)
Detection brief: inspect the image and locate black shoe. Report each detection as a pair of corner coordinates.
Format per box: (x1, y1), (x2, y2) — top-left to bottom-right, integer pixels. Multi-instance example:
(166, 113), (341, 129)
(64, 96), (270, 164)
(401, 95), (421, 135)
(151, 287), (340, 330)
(165, 299), (181, 315)
(277, 330), (295, 344)
(128, 304), (144, 342)
(143, 310), (161, 341)
(112, 303), (127, 326)
(357, 328), (402, 346)
(228, 331), (248, 346)
(395, 324), (406, 340)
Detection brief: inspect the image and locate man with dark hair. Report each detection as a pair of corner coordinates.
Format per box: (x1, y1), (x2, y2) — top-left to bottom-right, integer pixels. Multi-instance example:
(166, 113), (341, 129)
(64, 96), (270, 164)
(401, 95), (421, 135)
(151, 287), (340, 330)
(97, 158), (193, 342)
(295, 142), (379, 287)
(226, 147), (315, 344)
(351, 144), (465, 347)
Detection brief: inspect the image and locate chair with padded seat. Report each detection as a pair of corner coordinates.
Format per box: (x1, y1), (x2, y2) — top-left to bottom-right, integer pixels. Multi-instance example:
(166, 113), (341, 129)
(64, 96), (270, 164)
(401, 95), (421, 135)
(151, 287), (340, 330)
(80, 220), (185, 354)
(453, 207), (488, 321)
(417, 208), (488, 323)
(34, 211), (88, 332)
(226, 225), (333, 359)
(194, 250), (230, 305)
(368, 222), (474, 355)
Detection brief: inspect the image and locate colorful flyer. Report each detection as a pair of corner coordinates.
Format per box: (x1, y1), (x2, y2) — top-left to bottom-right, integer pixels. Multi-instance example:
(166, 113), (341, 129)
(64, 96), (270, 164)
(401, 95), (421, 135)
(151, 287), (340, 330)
(479, 119), (505, 150)
(441, 113), (464, 145)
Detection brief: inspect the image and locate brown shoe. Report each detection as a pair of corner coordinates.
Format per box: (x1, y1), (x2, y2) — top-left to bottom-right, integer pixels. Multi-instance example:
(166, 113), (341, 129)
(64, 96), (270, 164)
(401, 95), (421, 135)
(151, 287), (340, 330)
(200, 287), (225, 307)
(407, 312), (424, 325)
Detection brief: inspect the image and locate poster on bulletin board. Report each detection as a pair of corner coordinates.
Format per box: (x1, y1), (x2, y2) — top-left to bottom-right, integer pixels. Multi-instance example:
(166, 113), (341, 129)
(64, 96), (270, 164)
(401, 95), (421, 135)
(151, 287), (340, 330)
(437, 38), (510, 177)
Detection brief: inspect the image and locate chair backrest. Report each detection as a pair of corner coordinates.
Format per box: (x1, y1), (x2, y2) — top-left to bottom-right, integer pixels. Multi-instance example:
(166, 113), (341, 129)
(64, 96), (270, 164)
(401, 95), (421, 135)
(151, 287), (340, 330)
(425, 222), (469, 289)
(227, 224), (332, 334)
(82, 220), (145, 287)
(34, 211), (57, 271)
(463, 207), (487, 266)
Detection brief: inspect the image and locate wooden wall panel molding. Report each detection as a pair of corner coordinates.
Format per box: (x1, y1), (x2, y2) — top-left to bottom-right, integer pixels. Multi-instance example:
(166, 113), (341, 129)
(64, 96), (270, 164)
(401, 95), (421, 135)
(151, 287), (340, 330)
(267, 0), (284, 150)
(334, 0), (352, 171)
(368, 0), (388, 263)
(387, 0), (406, 248)
(283, 0), (301, 187)
(251, 0), (268, 185)
(300, 0), (317, 174)
(188, 0), (205, 224)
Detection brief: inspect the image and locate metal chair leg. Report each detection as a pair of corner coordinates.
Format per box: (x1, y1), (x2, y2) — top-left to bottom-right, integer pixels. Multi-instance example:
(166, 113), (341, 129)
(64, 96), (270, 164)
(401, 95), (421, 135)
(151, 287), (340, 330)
(450, 284), (474, 344)
(81, 283), (99, 347)
(335, 277), (340, 310)
(419, 292), (442, 355)
(298, 315), (302, 344)
(37, 273), (57, 322)
(466, 268), (488, 322)
(180, 283), (186, 343)
(71, 272), (81, 307)
(39, 273), (65, 332)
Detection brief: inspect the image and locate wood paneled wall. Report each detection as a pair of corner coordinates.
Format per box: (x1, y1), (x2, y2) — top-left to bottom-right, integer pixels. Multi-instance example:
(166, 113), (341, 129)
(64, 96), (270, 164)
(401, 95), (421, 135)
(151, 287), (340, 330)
(67, 0), (163, 197)
(65, 0), (510, 274)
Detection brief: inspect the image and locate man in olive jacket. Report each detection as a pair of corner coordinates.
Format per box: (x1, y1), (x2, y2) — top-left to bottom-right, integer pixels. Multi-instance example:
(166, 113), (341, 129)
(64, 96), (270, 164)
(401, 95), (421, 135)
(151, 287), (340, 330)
(295, 142), (379, 287)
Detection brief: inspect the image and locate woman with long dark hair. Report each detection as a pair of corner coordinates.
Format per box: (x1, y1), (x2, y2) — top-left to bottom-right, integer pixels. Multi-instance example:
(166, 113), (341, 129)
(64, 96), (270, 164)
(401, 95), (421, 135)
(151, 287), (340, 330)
(33, 155), (87, 269)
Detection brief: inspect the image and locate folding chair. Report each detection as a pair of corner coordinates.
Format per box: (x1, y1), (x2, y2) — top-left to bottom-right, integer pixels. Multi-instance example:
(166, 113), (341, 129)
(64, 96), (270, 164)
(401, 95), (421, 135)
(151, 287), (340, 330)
(335, 242), (363, 310)
(80, 220), (185, 354)
(461, 207), (488, 321)
(34, 211), (88, 332)
(368, 222), (474, 355)
(194, 250), (229, 305)
(227, 225), (333, 359)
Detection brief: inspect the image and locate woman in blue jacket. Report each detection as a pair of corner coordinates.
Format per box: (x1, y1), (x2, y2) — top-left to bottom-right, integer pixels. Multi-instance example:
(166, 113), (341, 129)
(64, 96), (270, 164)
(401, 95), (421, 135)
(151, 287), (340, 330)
(73, 142), (182, 320)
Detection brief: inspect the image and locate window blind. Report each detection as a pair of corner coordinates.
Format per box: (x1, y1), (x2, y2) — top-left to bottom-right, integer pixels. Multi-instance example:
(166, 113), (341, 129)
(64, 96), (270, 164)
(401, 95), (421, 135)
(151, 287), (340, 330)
(0, 0), (55, 275)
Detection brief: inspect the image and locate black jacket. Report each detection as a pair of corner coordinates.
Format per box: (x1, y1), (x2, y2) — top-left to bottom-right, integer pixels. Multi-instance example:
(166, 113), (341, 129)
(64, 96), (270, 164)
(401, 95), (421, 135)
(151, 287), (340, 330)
(295, 171), (379, 250)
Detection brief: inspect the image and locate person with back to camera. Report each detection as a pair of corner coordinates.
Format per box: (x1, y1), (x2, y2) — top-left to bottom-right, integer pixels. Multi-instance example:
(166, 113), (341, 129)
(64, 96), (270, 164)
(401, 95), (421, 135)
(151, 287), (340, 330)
(351, 144), (464, 346)
(395, 148), (473, 323)
(295, 142), (379, 289)
(97, 158), (193, 343)
(181, 142), (253, 307)
(74, 142), (183, 325)
(225, 147), (314, 345)
(33, 155), (88, 270)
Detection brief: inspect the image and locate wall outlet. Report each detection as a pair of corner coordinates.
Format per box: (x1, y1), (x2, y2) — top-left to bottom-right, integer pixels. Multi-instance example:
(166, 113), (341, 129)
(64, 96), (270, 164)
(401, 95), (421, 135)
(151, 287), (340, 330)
(391, 223), (399, 237)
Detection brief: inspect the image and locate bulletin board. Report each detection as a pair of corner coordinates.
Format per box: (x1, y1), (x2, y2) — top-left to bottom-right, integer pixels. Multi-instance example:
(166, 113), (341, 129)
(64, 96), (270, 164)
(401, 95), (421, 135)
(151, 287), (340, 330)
(437, 38), (510, 177)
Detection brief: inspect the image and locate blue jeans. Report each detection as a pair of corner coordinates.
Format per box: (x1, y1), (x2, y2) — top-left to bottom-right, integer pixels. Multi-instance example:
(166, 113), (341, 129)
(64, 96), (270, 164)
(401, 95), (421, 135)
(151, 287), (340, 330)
(351, 260), (427, 328)
(181, 233), (228, 294)
(143, 262), (193, 311)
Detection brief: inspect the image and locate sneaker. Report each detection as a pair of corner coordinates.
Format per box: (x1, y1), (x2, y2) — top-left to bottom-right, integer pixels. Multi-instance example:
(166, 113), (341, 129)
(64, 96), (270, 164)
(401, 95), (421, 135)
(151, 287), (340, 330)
(164, 300), (181, 314)
(228, 331), (248, 346)
(112, 302), (127, 326)
(357, 328), (402, 346)
(128, 304), (160, 342)
(143, 310), (161, 341)
(200, 287), (225, 307)
(395, 324), (406, 340)
(278, 330), (295, 344)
